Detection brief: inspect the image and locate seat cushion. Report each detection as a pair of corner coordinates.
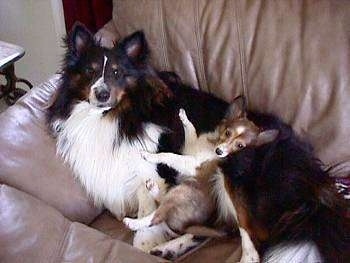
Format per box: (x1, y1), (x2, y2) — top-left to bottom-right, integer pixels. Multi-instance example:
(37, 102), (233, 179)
(0, 184), (163, 263)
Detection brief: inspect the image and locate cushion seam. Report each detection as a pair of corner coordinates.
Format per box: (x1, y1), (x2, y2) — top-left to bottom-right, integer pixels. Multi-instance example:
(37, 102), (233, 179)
(194, 0), (209, 92)
(158, 0), (170, 69)
(53, 220), (71, 263)
(99, 238), (115, 263)
(233, 0), (248, 105)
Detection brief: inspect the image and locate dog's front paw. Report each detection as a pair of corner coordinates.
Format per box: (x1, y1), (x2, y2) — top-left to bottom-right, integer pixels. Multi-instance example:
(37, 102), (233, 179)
(133, 225), (169, 253)
(123, 217), (141, 231)
(149, 233), (200, 260)
(145, 179), (160, 198)
(150, 248), (177, 261)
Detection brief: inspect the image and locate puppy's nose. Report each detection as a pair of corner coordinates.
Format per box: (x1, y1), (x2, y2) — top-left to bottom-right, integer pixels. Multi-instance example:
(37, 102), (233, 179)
(95, 89), (110, 102)
(215, 148), (223, 156)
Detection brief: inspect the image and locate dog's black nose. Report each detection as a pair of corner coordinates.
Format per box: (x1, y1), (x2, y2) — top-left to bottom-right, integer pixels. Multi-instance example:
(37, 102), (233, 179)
(215, 148), (223, 155)
(95, 89), (110, 102)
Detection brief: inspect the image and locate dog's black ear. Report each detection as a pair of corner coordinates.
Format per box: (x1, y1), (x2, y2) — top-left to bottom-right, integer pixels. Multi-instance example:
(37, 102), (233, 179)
(69, 22), (94, 56)
(120, 31), (149, 62)
(225, 95), (247, 119)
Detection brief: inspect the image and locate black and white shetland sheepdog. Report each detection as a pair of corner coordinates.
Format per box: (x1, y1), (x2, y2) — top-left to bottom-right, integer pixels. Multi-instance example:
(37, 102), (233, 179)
(46, 23), (228, 251)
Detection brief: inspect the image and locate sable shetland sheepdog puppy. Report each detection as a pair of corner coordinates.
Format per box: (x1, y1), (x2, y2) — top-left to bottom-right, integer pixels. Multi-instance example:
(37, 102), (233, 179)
(46, 23), (229, 251)
(123, 99), (279, 262)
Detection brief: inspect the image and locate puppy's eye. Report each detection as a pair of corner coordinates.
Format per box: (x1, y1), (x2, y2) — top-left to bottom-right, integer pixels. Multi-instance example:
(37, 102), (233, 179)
(225, 130), (231, 137)
(237, 143), (244, 149)
(114, 70), (119, 76)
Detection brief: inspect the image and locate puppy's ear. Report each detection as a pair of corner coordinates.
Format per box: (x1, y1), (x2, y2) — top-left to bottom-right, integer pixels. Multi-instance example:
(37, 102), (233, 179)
(255, 129), (279, 146)
(225, 95), (247, 119)
(69, 22), (94, 56)
(120, 31), (149, 62)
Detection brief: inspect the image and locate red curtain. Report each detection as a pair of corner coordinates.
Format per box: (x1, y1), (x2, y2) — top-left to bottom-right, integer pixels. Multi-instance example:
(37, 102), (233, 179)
(62, 0), (113, 33)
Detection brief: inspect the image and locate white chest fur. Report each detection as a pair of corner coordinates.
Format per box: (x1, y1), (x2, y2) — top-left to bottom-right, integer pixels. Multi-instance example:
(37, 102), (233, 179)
(56, 102), (163, 219)
(212, 171), (238, 223)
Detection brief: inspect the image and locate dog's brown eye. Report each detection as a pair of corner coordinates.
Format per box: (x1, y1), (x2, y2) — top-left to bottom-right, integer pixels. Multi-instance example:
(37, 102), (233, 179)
(237, 143), (244, 149)
(114, 70), (119, 76)
(225, 130), (231, 137)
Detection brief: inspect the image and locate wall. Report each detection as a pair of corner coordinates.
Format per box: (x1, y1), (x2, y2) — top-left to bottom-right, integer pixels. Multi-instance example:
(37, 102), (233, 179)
(0, 0), (66, 86)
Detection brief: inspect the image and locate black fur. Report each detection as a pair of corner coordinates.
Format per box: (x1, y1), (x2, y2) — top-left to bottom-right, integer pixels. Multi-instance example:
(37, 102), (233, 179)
(220, 112), (350, 262)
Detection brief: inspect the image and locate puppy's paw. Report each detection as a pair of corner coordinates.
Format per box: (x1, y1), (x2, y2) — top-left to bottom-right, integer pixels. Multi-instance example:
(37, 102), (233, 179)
(123, 217), (141, 231)
(133, 225), (169, 253)
(149, 234), (199, 260)
(146, 179), (160, 198)
(150, 248), (177, 261)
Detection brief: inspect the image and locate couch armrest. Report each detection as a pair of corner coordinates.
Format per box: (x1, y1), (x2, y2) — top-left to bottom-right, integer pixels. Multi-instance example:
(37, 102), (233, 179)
(0, 75), (102, 223)
(0, 184), (164, 263)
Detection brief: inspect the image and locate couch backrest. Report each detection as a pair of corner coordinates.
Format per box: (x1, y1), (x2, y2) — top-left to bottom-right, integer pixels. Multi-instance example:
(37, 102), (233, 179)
(112, 0), (350, 174)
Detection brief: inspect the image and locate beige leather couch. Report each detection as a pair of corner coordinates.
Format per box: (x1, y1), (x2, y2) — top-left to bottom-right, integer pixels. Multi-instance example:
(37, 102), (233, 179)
(1, 1), (349, 262)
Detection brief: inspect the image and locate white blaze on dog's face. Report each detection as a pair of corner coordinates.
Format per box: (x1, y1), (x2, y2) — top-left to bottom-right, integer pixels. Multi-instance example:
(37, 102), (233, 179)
(88, 55), (111, 107)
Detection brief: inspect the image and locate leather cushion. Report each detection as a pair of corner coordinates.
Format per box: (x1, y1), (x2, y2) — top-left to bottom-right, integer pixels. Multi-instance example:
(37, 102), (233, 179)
(0, 75), (101, 223)
(0, 184), (162, 263)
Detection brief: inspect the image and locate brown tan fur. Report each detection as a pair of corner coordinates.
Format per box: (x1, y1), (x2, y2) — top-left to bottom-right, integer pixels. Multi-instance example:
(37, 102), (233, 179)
(223, 178), (269, 244)
(151, 160), (217, 233)
(147, 115), (277, 236)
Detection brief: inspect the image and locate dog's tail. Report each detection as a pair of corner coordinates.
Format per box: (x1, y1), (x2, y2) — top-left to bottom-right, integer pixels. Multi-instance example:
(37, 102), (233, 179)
(264, 184), (350, 262)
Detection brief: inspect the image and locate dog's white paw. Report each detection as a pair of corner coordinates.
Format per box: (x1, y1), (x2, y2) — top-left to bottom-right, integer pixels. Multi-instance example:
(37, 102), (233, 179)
(123, 217), (141, 231)
(150, 240), (182, 260)
(133, 224), (170, 253)
(178, 108), (189, 124)
(150, 233), (201, 260)
(145, 179), (160, 198)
